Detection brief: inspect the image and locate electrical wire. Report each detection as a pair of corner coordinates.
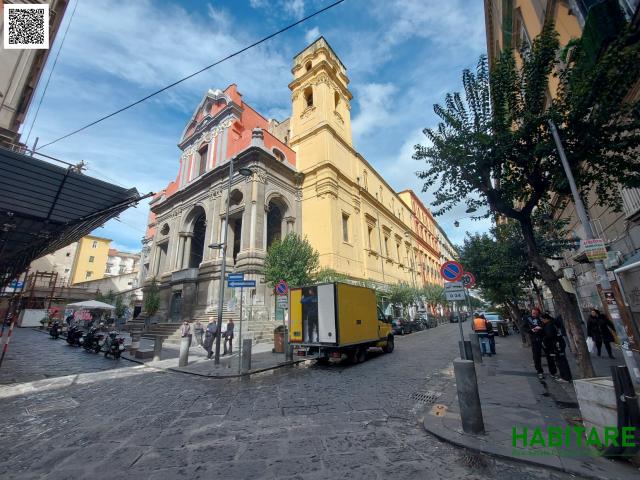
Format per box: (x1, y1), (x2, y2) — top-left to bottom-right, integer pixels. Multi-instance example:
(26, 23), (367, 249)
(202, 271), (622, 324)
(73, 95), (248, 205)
(36, 0), (345, 151)
(24, 0), (81, 147)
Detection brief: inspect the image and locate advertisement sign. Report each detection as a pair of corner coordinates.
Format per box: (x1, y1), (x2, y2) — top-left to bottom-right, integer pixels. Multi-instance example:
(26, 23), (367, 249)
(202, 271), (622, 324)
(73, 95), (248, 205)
(582, 238), (607, 261)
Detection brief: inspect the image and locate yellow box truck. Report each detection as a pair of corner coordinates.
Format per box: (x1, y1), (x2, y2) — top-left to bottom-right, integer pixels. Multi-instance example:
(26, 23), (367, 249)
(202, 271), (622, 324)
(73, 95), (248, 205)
(289, 282), (394, 363)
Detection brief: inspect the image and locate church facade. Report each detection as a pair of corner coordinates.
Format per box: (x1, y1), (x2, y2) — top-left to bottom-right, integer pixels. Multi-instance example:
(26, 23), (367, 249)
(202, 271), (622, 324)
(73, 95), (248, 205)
(143, 37), (442, 338)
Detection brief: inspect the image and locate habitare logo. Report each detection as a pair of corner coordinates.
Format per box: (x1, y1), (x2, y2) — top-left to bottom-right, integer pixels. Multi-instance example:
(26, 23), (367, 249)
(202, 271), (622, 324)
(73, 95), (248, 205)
(512, 426), (639, 457)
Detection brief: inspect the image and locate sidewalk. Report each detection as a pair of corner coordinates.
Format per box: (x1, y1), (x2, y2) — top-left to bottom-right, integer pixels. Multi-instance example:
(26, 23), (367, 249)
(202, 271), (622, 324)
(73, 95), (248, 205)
(422, 333), (640, 479)
(121, 335), (307, 378)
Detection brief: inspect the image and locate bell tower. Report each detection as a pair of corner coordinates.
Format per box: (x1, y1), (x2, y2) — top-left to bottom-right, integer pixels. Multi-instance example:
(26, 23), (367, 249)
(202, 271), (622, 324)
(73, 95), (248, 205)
(288, 37), (353, 171)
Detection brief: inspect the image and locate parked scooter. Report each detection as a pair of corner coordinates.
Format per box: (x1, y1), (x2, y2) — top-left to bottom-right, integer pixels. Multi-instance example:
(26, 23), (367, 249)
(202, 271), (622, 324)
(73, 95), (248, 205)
(80, 327), (103, 353)
(103, 331), (125, 359)
(49, 320), (61, 339)
(66, 324), (83, 346)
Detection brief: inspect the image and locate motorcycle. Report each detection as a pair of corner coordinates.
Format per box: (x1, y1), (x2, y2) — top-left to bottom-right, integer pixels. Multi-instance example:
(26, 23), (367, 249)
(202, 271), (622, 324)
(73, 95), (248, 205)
(103, 331), (125, 359)
(66, 325), (83, 346)
(49, 320), (61, 339)
(81, 327), (104, 353)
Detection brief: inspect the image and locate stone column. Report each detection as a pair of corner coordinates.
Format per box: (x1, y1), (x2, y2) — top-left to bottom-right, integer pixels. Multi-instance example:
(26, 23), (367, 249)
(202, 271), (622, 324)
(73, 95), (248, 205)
(285, 216), (295, 235)
(183, 235), (192, 268)
(206, 193), (222, 260)
(176, 235), (185, 270)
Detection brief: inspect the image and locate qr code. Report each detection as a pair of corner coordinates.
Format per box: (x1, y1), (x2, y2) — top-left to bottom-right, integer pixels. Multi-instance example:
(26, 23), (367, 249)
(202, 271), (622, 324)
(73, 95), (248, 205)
(3, 4), (50, 50)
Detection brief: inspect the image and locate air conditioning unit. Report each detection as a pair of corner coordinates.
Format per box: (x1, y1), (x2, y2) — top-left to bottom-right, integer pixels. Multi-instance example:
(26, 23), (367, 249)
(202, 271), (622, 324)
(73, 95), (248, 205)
(603, 251), (623, 270)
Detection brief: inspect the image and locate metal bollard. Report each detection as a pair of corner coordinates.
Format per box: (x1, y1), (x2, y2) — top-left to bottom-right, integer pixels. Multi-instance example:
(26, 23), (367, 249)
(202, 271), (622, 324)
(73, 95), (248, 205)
(284, 332), (293, 361)
(469, 333), (483, 364)
(241, 338), (252, 373)
(178, 336), (190, 367)
(153, 337), (164, 362)
(129, 333), (141, 354)
(453, 359), (485, 435)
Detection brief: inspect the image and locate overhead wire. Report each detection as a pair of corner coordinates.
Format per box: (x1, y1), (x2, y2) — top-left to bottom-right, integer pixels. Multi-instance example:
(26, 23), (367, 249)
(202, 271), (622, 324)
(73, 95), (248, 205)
(24, 0), (81, 147)
(36, 0), (345, 151)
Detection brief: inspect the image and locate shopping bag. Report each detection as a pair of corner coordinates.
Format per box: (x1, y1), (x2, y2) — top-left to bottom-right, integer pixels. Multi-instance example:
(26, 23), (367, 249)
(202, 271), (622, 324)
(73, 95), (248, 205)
(586, 336), (595, 353)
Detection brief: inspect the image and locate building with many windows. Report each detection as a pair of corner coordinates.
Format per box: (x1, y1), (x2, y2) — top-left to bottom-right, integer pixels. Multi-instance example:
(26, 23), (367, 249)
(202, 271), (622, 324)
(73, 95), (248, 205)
(484, 0), (640, 351)
(143, 37), (448, 339)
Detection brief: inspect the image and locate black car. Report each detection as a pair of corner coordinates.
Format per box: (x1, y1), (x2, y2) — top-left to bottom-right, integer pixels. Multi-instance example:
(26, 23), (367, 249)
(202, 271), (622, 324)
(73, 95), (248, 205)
(392, 317), (419, 335)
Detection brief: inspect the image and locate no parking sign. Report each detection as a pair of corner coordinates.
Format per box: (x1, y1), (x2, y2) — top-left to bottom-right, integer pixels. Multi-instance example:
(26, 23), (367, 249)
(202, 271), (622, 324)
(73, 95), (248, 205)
(440, 261), (463, 282)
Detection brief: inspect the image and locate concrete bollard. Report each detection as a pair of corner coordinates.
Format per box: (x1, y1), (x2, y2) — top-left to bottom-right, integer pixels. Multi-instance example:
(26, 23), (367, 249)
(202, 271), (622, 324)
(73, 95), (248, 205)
(153, 337), (164, 362)
(469, 333), (483, 364)
(178, 336), (190, 367)
(129, 333), (141, 354)
(458, 341), (473, 360)
(284, 332), (293, 361)
(241, 338), (252, 373)
(453, 359), (485, 435)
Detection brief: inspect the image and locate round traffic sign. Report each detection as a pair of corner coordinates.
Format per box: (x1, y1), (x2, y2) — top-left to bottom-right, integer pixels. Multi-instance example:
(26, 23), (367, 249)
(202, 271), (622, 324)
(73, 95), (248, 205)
(461, 272), (476, 289)
(440, 261), (463, 282)
(275, 279), (289, 295)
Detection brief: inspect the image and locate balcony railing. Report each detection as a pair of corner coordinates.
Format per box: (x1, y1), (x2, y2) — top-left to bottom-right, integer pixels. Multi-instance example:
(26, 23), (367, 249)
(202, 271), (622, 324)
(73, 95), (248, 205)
(171, 268), (199, 282)
(621, 187), (640, 221)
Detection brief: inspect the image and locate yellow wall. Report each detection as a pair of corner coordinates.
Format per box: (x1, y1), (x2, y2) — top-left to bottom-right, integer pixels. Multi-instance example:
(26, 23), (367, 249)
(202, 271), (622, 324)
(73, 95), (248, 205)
(486, 0), (582, 97)
(289, 38), (440, 288)
(70, 235), (111, 284)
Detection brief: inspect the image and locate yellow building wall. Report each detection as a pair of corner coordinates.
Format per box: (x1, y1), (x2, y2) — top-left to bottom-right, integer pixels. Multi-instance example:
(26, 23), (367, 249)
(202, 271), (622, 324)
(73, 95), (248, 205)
(70, 236), (111, 284)
(290, 38), (442, 288)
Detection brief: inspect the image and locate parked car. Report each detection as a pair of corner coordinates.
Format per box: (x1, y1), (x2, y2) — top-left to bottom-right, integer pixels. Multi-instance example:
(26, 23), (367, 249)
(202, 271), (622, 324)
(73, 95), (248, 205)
(482, 312), (509, 336)
(392, 317), (416, 335)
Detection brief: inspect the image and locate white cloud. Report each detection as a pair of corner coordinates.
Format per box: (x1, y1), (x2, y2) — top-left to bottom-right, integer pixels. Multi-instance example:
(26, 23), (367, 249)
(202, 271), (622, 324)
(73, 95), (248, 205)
(305, 26), (320, 44)
(351, 83), (398, 140)
(284, 0), (305, 18)
(249, 0), (268, 8)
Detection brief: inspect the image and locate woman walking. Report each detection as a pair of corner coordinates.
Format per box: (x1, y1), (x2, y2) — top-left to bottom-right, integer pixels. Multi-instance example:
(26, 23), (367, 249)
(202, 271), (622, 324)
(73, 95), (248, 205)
(587, 309), (616, 359)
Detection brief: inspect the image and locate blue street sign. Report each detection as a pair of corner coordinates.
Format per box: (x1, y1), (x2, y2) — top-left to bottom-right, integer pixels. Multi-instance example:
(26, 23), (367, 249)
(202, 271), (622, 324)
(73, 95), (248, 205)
(228, 280), (256, 288)
(227, 273), (244, 281)
(9, 280), (23, 289)
(440, 261), (463, 282)
(275, 279), (289, 295)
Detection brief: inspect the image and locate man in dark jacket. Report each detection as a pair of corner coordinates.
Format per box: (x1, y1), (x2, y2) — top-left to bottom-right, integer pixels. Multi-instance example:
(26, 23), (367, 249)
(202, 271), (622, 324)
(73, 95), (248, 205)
(587, 309), (616, 359)
(524, 308), (549, 379)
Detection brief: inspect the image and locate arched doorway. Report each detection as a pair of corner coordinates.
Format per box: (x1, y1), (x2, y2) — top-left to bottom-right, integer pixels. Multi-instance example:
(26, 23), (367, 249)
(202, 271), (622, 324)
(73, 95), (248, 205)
(189, 213), (206, 267)
(266, 201), (283, 247)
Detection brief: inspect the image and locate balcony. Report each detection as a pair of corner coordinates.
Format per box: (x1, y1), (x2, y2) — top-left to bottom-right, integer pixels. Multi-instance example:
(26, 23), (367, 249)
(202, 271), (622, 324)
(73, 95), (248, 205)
(171, 268), (199, 283)
(621, 187), (640, 222)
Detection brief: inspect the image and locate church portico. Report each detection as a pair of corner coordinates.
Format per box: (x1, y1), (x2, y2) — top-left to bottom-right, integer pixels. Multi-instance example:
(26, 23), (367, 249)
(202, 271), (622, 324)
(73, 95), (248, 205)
(144, 84), (299, 344)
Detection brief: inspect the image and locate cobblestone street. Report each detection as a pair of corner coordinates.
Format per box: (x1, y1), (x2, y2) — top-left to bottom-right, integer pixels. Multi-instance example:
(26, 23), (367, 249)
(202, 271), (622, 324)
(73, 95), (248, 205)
(0, 325), (570, 479)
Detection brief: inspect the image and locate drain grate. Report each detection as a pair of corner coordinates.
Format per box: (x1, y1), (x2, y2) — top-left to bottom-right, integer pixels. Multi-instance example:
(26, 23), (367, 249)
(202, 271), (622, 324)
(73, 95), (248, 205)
(410, 390), (442, 405)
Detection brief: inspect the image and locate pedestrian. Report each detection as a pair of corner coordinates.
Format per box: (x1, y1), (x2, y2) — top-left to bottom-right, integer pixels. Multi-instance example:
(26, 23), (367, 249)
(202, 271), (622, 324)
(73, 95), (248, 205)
(223, 318), (234, 355)
(180, 320), (192, 347)
(193, 320), (204, 347)
(525, 308), (556, 379)
(541, 313), (572, 382)
(203, 319), (217, 359)
(472, 313), (491, 356)
(486, 319), (496, 354)
(587, 308), (616, 359)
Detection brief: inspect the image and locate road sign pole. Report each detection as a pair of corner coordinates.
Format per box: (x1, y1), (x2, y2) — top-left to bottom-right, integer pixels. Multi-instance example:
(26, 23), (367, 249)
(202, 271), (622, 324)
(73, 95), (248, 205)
(238, 286), (243, 374)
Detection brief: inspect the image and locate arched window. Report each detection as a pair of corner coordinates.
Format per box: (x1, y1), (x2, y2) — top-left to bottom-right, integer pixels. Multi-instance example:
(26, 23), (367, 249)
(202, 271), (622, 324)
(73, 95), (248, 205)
(304, 86), (313, 108)
(273, 148), (286, 162)
(334, 91), (340, 109)
(305, 61), (312, 72)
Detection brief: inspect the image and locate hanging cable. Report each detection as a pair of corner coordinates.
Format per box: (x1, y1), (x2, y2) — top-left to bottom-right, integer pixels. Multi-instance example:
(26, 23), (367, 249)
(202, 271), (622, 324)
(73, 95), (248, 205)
(24, 0), (81, 147)
(36, 0), (345, 151)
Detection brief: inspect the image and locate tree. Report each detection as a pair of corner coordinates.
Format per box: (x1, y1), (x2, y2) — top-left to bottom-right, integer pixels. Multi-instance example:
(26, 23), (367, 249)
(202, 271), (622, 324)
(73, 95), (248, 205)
(387, 282), (415, 314)
(144, 278), (160, 317)
(264, 233), (319, 288)
(414, 22), (640, 377)
(314, 267), (349, 283)
(421, 284), (445, 314)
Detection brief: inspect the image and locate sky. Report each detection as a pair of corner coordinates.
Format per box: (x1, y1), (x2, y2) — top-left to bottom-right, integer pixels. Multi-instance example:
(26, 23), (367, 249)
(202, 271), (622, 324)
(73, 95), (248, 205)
(22, 0), (493, 253)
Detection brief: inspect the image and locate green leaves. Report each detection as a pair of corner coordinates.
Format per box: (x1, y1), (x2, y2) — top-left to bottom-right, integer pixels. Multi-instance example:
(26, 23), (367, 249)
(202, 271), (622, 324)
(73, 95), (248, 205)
(144, 278), (160, 316)
(263, 233), (320, 288)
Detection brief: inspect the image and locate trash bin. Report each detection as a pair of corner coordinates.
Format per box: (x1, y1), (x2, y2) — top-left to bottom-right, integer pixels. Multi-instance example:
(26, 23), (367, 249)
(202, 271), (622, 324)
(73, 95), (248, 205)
(273, 325), (286, 353)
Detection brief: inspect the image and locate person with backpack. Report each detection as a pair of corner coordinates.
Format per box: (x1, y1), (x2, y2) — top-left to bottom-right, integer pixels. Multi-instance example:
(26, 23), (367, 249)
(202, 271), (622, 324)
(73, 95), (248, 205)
(472, 313), (491, 356)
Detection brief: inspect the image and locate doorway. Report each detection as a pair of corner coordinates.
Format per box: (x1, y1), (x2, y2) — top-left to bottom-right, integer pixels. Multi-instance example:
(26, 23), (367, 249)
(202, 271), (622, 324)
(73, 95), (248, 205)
(170, 291), (182, 322)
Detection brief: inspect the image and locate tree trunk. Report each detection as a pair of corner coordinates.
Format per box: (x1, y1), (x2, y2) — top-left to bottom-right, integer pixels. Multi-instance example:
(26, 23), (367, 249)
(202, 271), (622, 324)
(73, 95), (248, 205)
(519, 218), (595, 378)
(505, 300), (528, 346)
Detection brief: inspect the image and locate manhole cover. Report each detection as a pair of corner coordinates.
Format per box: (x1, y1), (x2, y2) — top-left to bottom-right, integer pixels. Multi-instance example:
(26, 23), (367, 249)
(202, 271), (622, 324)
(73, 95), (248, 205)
(25, 398), (78, 415)
(410, 390), (442, 404)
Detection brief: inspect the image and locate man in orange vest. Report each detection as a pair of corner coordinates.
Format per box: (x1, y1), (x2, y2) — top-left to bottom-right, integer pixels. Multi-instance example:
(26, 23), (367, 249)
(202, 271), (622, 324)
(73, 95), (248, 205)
(472, 313), (491, 356)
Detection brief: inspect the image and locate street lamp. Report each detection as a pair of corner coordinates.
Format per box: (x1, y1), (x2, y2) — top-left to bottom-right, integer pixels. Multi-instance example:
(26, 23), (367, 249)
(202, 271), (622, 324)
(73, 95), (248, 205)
(208, 156), (252, 365)
(453, 206), (478, 227)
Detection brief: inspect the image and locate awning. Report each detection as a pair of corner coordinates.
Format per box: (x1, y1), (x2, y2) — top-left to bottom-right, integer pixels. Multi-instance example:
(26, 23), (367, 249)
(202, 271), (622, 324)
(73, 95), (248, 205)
(614, 250), (640, 275)
(66, 300), (115, 310)
(0, 147), (152, 285)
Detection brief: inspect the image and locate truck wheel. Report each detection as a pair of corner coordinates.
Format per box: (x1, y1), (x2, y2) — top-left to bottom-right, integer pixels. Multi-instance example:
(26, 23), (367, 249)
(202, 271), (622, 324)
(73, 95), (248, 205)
(317, 356), (329, 366)
(383, 336), (394, 353)
(356, 348), (366, 364)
